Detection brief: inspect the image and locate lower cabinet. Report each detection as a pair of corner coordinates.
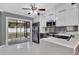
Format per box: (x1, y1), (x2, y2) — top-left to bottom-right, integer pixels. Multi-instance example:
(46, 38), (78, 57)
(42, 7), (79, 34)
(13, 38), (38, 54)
(40, 33), (47, 38)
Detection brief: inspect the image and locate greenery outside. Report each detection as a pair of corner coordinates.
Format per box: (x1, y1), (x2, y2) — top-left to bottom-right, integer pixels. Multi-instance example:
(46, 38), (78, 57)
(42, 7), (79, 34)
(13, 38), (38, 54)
(8, 22), (30, 39)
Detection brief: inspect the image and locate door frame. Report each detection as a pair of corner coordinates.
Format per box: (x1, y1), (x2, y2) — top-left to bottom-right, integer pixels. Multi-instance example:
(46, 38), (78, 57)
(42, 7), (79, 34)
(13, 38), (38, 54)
(6, 17), (32, 46)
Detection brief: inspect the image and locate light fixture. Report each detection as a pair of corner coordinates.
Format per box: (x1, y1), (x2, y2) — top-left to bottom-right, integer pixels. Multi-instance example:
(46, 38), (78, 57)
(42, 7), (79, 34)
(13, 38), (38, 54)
(29, 10), (38, 15)
(34, 10), (38, 15)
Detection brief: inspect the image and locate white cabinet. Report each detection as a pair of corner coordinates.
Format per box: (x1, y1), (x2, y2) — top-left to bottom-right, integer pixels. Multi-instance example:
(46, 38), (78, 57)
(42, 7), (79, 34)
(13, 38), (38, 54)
(56, 7), (78, 26)
(65, 7), (78, 26)
(56, 11), (66, 26)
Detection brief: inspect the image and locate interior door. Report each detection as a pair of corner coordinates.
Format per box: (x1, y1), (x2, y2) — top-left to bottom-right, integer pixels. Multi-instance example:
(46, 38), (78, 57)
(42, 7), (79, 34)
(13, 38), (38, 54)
(32, 22), (40, 44)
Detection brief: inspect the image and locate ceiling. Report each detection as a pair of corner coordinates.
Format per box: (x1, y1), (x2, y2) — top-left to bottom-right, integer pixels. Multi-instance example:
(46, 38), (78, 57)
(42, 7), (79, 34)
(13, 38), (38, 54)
(0, 3), (66, 18)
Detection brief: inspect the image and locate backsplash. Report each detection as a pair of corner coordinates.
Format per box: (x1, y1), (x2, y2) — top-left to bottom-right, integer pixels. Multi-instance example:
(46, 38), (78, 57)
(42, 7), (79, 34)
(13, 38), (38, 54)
(66, 26), (78, 32)
(55, 26), (78, 33)
(55, 26), (66, 33)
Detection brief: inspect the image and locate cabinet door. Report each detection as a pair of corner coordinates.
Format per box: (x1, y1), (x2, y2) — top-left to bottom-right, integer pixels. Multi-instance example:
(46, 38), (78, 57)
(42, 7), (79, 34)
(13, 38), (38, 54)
(65, 7), (78, 26)
(56, 12), (66, 26)
(56, 7), (78, 26)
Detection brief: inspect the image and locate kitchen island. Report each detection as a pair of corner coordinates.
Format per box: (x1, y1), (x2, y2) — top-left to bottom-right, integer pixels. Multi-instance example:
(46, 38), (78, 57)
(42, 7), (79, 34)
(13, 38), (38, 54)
(41, 36), (79, 49)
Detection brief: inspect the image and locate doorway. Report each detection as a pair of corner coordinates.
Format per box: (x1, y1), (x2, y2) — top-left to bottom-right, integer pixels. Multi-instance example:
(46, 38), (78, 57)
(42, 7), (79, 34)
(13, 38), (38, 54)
(8, 19), (31, 45)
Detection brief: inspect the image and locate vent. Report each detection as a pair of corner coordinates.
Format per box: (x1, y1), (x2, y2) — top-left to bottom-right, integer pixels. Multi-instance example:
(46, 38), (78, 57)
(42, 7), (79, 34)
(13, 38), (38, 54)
(38, 9), (46, 11)
(71, 3), (76, 5)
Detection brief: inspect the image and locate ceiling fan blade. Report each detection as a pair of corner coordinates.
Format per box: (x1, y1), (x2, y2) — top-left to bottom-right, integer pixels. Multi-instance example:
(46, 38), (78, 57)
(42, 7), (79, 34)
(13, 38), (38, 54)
(22, 8), (31, 10)
(30, 3), (37, 10)
(38, 9), (46, 11)
(30, 3), (35, 7)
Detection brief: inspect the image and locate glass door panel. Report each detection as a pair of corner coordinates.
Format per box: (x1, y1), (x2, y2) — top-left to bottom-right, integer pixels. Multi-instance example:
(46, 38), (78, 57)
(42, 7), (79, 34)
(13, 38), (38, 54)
(24, 22), (30, 39)
(8, 20), (17, 42)
(27, 22), (30, 39)
(20, 21), (25, 40)
(16, 20), (21, 40)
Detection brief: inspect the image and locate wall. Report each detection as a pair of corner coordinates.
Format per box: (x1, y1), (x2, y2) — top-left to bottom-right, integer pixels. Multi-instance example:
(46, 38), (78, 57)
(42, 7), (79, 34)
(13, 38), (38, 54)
(0, 12), (3, 45)
(77, 4), (79, 32)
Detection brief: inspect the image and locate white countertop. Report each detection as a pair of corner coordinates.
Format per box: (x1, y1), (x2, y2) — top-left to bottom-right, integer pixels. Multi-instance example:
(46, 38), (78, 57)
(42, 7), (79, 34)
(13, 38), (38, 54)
(41, 37), (79, 49)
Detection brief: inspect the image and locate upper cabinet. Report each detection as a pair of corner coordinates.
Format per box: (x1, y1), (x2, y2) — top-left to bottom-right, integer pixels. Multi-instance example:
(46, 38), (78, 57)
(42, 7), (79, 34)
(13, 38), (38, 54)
(56, 5), (78, 26)
(56, 11), (66, 26)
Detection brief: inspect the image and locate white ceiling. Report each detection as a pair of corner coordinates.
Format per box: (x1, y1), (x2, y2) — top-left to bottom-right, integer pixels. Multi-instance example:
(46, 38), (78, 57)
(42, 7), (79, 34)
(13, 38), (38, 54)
(0, 3), (66, 18)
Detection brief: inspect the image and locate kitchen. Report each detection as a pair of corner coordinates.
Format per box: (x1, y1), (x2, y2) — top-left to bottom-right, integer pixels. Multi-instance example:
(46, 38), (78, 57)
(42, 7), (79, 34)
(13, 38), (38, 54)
(33, 3), (79, 49)
(0, 3), (79, 55)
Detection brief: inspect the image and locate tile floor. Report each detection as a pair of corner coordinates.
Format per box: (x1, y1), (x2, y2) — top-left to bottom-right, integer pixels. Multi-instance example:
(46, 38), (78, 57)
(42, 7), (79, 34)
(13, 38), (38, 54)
(0, 40), (73, 55)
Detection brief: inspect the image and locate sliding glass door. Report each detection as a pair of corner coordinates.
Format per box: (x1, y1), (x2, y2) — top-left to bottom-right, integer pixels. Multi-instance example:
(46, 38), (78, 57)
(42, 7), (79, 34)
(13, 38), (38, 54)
(8, 19), (31, 45)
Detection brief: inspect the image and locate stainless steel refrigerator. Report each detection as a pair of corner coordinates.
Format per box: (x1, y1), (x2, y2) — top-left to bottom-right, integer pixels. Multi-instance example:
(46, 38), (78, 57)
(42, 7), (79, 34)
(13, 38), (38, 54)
(32, 22), (40, 43)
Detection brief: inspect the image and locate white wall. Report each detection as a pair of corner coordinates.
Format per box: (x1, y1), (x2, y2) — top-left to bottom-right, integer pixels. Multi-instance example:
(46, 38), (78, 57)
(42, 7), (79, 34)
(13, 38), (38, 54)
(0, 12), (3, 44)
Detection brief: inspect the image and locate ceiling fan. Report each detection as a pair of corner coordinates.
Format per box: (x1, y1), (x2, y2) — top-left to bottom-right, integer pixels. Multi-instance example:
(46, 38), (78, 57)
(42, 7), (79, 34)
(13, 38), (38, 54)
(22, 3), (46, 15)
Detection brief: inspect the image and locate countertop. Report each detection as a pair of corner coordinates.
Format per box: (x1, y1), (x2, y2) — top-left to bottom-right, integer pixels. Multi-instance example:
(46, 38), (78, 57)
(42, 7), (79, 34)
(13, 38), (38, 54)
(41, 36), (79, 49)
